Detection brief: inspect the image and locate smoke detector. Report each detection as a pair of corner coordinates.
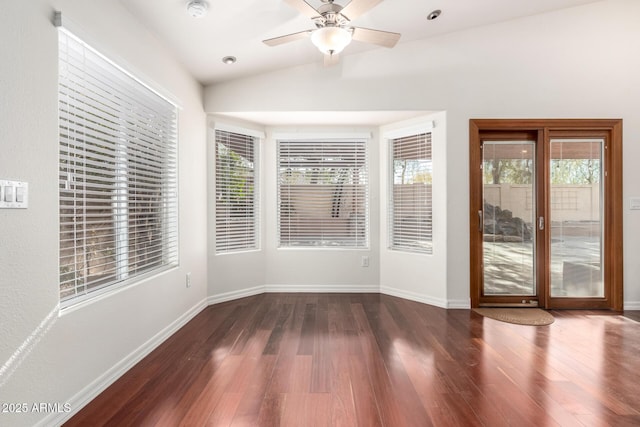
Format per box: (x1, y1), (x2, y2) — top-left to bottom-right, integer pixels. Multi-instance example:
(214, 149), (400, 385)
(186, 0), (208, 18)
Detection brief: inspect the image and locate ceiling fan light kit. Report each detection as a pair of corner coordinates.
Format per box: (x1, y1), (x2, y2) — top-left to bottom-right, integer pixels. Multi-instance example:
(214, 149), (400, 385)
(311, 26), (353, 54)
(264, 0), (400, 63)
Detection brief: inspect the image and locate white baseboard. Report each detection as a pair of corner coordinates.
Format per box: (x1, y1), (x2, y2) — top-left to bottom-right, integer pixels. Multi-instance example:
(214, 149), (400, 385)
(380, 285), (449, 309)
(446, 299), (472, 309)
(624, 301), (640, 310)
(206, 285), (266, 305)
(39, 298), (208, 427)
(210, 284), (463, 310)
(265, 284), (380, 293)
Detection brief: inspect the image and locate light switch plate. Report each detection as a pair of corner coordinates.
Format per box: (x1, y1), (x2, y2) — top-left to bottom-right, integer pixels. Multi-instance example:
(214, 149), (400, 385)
(630, 197), (640, 210)
(0, 180), (28, 209)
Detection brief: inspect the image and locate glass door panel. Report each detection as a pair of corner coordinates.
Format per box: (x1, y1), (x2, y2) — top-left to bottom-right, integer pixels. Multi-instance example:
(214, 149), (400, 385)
(550, 139), (604, 297)
(482, 141), (536, 296)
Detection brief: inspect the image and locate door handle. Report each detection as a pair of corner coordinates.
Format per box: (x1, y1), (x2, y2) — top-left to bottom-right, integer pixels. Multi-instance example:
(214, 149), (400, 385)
(538, 216), (544, 230)
(478, 210), (483, 232)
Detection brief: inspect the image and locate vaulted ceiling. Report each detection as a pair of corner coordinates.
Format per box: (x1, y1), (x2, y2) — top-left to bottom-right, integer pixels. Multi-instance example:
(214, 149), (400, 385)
(121, 0), (600, 86)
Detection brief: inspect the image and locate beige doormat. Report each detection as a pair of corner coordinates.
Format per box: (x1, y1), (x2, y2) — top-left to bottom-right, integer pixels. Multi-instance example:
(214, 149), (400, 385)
(473, 308), (554, 326)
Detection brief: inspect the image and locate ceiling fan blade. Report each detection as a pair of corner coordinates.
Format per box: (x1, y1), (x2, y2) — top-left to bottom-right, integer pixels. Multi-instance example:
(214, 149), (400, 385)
(351, 27), (401, 48)
(324, 52), (340, 66)
(284, 0), (320, 18)
(340, 0), (383, 21)
(263, 30), (312, 47)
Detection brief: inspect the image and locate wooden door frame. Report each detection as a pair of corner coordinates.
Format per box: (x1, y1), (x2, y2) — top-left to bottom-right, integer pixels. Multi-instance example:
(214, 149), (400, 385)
(469, 119), (623, 310)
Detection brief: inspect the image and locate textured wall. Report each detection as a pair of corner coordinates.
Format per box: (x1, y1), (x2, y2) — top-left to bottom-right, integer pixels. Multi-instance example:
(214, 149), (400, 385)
(0, 1), (207, 425)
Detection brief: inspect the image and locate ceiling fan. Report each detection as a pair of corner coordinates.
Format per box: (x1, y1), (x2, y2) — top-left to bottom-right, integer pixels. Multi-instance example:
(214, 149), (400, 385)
(263, 0), (401, 65)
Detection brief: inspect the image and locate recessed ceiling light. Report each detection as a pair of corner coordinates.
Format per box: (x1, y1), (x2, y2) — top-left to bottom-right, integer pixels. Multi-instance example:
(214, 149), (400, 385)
(427, 9), (441, 21)
(186, 0), (208, 18)
(222, 56), (237, 65)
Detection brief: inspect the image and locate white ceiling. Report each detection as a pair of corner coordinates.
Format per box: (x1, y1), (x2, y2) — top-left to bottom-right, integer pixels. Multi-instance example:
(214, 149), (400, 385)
(121, 0), (600, 86)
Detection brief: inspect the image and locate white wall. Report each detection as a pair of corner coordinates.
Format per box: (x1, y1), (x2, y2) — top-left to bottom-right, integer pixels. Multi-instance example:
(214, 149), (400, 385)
(0, 1), (207, 425)
(263, 126), (381, 292)
(379, 112), (450, 307)
(206, 115), (448, 304)
(207, 117), (267, 301)
(207, 120), (381, 300)
(205, 0), (640, 309)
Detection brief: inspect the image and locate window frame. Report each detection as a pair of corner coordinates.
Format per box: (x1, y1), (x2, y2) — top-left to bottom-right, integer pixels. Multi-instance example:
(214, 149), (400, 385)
(214, 128), (261, 254)
(57, 26), (179, 309)
(387, 127), (434, 254)
(276, 136), (370, 249)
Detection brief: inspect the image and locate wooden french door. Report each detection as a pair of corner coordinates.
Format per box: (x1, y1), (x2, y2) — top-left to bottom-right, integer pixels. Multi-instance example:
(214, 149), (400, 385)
(469, 119), (623, 310)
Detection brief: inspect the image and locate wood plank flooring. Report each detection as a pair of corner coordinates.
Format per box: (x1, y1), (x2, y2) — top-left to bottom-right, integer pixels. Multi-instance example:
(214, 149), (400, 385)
(65, 294), (640, 426)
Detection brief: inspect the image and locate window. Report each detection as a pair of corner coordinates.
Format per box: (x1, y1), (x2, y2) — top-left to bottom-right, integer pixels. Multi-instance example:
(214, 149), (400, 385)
(389, 132), (433, 253)
(58, 28), (178, 306)
(215, 129), (259, 253)
(278, 139), (368, 248)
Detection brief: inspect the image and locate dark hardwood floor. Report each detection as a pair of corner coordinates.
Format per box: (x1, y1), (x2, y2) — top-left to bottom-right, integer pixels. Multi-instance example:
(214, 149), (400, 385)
(66, 294), (640, 426)
(624, 310), (640, 323)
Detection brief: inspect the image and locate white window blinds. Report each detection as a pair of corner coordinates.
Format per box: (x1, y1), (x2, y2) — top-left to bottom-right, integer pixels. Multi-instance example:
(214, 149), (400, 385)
(389, 133), (433, 253)
(278, 139), (368, 248)
(58, 28), (178, 306)
(215, 129), (259, 253)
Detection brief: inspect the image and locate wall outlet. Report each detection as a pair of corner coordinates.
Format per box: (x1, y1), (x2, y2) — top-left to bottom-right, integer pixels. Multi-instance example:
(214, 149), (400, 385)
(361, 256), (370, 267)
(186, 272), (192, 288)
